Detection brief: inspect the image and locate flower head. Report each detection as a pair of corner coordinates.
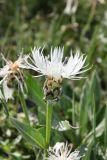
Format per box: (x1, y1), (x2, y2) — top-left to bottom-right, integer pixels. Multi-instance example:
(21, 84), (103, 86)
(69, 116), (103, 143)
(47, 142), (85, 160)
(26, 47), (89, 100)
(0, 53), (29, 100)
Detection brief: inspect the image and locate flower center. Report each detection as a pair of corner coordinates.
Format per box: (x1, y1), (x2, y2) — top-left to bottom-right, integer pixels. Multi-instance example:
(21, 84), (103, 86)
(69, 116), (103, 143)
(43, 76), (63, 101)
(9, 61), (19, 72)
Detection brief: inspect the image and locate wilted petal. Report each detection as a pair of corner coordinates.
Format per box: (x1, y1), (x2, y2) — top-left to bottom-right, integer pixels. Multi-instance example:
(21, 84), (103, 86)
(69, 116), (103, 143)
(3, 81), (14, 101)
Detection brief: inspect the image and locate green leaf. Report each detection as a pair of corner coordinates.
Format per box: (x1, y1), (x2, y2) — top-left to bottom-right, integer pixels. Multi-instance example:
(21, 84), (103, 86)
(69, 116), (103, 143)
(10, 117), (46, 149)
(25, 74), (45, 108)
(77, 144), (88, 158)
(79, 71), (101, 135)
(87, 26), (99, 63)
(90, 71), (101, 108)
(79, 79), (91, 135)
(83, 118), (105, 145)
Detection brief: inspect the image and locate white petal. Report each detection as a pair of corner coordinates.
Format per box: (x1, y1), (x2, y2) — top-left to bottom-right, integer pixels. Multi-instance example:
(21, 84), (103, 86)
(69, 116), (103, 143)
(15, 54), (30, 69)
(26, 47), (89, 80)
(47, 142), (84, 160)
(2, 81), (14, 101)
(0, 65), (10, 77)
(27, 47), (64, 79)
(62, 51), (88, 79)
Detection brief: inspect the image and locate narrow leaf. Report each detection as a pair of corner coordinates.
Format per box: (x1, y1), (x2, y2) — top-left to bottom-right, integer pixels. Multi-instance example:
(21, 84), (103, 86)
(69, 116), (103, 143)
(10, 117), (46, 149)
(25, 74), (45, 108)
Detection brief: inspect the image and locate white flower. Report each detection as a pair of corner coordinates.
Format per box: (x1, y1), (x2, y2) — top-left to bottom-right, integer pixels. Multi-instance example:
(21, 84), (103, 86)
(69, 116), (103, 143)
(26, 47), (89, 80)
(26, 47), (89, 100)
(0, 53), (29, 99)
(47, 142), (85, 160)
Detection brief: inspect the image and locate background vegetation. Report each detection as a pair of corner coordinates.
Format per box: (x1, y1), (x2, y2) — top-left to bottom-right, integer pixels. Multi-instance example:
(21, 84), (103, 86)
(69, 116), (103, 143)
(0, 0), (107, 159)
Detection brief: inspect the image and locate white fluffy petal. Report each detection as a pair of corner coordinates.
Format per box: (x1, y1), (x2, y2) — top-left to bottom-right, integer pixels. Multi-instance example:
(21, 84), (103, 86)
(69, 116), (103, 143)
(27, 47), (64, 79)
(62, 51), (88, 79)
(47, 142), (84, 160)
(26, 47), (89, 80)
(0, 65), (10, 77)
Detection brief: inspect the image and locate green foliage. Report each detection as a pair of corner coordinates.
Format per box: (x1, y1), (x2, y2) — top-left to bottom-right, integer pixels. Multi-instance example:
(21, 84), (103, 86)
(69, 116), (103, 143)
(79, 71), (101, 135)
(26, 74), (45, 108)
(0, 0), (107, 159)
(10, 117), (46, 149)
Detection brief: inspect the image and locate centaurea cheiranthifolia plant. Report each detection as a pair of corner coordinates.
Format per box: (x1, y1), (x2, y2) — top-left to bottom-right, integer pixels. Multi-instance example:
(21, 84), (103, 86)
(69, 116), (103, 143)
(0, 47), (89, 159)
(24, 46), (90, 149)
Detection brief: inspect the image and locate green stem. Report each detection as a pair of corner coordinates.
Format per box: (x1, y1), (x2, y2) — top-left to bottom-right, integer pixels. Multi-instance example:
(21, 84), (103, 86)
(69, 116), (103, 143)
(19, 92), (30, 125)
(46, 101), (53, 147)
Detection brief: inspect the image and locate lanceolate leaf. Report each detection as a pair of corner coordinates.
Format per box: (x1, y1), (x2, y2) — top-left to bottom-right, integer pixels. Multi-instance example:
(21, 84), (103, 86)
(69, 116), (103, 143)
(10, 117), (46, 149)
(25, 74), (45, 108)
(90, 71), (101, 108)
(79, 79), (91, 135)
(83, 118), (105, 144)
(79, 71), (101, 135)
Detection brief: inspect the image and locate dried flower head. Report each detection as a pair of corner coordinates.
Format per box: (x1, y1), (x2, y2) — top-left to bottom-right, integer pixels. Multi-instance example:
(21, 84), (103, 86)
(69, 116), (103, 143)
(0, 53), (29, 101)
(47, 142), (86, 160)
(26, 47), (90, 100)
